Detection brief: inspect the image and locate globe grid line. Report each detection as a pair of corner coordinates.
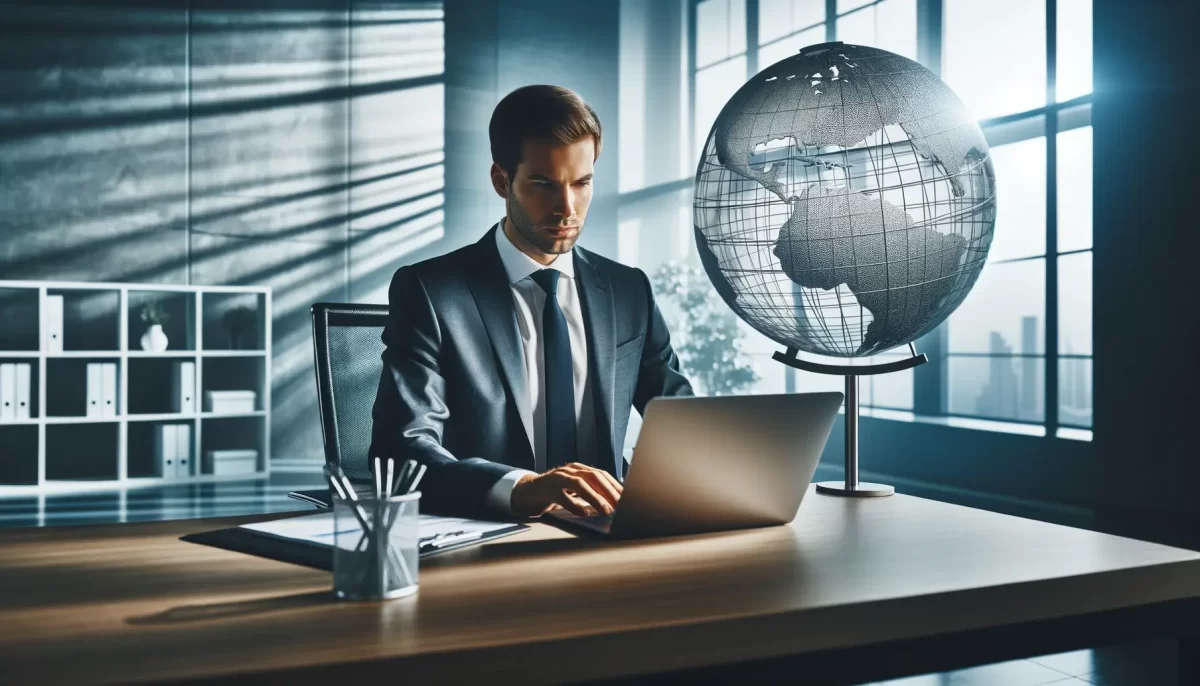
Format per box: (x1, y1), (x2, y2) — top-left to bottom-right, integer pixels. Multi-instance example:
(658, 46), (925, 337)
(693, 152), (995, 232)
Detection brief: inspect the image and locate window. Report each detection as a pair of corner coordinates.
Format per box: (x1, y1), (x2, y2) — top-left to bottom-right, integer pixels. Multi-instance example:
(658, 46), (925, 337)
(696, 0), (747, 68)
(1056, 0), (1092, 102)
(758, 24), (824, 68)
(941, 0), (1093, 436)
(757, 0), (825, 69)
(693, 0), (749, 158)
(837, 0), (917, 60)
(943, 0), (1047, 121)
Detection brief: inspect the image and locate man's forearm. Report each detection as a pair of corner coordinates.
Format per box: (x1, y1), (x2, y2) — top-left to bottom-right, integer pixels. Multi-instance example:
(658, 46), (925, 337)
(401, 452), (525, 515)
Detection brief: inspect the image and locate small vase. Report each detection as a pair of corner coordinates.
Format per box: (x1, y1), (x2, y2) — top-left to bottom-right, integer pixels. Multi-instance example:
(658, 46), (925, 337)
(141, 324), (169, 352)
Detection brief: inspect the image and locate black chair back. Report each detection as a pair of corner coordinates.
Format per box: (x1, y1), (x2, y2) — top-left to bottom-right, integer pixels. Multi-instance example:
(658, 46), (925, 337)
(311, 302), (388, 482)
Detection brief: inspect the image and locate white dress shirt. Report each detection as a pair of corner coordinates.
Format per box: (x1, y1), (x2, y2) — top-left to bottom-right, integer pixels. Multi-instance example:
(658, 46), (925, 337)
(484, 221), (597, 512)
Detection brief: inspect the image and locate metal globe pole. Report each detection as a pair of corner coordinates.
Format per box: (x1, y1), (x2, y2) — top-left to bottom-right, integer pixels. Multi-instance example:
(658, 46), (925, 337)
(773, 347), (926, 498)
(813, 374), (894, 497)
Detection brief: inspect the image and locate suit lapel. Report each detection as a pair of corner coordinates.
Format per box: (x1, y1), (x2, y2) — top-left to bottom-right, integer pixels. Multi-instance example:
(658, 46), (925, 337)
(574, 248), (619, 478)
(467, 226), (535, 464)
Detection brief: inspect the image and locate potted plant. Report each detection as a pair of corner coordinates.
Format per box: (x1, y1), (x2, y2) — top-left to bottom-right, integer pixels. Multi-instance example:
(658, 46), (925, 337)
(139, 303), (170, 352)
(649, 262), (759, 396)
(222, 306), (257, 350)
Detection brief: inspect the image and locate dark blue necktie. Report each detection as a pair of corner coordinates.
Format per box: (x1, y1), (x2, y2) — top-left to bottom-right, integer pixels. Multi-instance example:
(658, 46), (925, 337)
(531, 269), (576, 470)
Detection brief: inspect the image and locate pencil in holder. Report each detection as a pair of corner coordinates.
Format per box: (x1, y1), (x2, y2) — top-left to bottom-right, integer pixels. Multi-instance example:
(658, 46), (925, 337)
(331, 490), (420, 601)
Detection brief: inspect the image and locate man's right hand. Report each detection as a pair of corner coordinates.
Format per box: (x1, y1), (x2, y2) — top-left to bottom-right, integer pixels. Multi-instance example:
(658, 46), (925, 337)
(510, 463), (623, 518)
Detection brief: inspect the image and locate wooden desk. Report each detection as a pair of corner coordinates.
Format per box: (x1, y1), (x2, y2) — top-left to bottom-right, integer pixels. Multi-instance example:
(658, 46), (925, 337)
(2, 488), (1199, 685)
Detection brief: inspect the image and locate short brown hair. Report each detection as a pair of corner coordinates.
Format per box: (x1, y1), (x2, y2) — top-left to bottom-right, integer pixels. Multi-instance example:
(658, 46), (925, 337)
(489, 85), (603, 179)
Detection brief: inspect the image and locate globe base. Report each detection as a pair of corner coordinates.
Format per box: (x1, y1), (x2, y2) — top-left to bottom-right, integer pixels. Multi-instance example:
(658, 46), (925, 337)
(815, 481), (895, 498)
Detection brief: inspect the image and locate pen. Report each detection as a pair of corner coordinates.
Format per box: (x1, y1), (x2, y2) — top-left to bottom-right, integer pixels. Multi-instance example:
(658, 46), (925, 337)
(423, 530), (483, 550)
(405, 464), (427, 495)
(421, 530), (467, 542)
(335, 467), (372, 531)
(394, 460), (417, 496)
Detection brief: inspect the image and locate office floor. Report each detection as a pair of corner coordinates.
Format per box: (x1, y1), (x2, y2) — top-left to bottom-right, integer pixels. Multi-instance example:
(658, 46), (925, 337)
(0, 472), (1177, 686)
(861, 639), (1176, 685)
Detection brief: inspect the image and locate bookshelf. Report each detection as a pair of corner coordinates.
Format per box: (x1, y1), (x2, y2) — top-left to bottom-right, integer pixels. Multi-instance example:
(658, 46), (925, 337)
(0, 280), (272, 495)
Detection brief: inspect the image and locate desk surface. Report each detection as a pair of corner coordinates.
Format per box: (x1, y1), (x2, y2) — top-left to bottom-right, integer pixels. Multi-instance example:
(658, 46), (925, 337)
(2, 488), (1199, 685)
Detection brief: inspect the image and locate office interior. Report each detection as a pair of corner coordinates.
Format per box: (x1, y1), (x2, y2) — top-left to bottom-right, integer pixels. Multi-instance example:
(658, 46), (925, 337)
(0, 0), (1197, 684)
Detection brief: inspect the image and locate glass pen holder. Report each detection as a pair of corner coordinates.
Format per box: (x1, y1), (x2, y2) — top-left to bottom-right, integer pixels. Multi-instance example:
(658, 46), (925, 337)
(332, 490), (420, 601)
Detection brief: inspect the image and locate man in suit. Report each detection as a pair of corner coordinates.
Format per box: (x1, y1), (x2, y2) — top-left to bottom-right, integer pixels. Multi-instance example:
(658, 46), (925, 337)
(370, 84), (693, 518)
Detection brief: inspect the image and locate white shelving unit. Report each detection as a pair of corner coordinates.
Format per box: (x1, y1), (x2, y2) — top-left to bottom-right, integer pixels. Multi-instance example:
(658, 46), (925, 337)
(0, 279), (272, 495)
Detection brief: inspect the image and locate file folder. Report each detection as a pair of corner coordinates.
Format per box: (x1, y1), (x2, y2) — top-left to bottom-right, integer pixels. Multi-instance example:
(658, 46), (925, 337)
(86, 363), (102, 418)
(15, 363), (30, 420)
(100, 363), (117, 417)
(175, 423), (192, 477)
(171, 361), (196, 414)
(45, 294), (63, 353)
(154, 424), (177, 478)
(0, 364), (13, 421)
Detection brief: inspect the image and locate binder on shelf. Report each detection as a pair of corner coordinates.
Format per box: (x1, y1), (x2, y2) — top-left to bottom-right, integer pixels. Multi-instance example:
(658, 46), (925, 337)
(15, 363), (31, 420)
(45, 294), (63, 353)
(0, 280), (273, 492)
(100, 363), (117, 417)
(86, 363), (102, 418)
(154, 424), (177, 478)
(206, 449), (258, 476)
(175, 423), (192, 477)
(204, 390), (256, 414)
(0, 363), (14, 421)
(171, 361), (196, 414)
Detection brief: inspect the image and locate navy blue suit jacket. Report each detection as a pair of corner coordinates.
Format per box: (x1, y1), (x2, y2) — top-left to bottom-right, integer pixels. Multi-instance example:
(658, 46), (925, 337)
(368, 225), (693, 515)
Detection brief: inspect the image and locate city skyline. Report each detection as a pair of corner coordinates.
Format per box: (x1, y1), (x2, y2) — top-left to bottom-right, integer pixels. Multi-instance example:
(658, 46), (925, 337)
(970, 315), (1092, 426)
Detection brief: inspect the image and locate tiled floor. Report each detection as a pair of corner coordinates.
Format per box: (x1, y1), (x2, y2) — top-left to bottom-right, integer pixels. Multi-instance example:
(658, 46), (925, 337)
(863, 640), (1177, 685)
(0, 472), (1180, 685)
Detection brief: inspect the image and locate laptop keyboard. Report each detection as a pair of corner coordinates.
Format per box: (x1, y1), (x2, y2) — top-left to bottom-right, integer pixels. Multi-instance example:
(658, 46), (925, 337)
(547, 510), (615, 533)
(554, 511), (613, 524)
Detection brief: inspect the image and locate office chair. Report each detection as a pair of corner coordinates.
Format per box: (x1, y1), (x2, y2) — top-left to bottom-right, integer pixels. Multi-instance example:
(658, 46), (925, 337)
(288, 302), (389, 507)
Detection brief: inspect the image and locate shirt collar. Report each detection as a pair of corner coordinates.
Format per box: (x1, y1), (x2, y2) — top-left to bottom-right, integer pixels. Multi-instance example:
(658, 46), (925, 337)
(494, 218), (576, 285)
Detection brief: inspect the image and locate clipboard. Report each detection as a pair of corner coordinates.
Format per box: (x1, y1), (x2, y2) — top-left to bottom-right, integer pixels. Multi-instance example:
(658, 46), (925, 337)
(183, 511), (528, 571)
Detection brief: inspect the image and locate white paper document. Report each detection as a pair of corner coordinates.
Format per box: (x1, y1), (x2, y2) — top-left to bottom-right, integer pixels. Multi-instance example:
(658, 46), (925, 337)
(241, 511), (518, 547)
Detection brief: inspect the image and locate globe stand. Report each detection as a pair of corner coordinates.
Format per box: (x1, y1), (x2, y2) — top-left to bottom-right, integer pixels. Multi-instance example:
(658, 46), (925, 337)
(772, 346), (928, 498)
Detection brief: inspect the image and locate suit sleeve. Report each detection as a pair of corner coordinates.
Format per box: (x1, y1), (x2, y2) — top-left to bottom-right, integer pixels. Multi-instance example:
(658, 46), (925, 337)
(632, 268), (695, 415)
(369, 266), (519, 516)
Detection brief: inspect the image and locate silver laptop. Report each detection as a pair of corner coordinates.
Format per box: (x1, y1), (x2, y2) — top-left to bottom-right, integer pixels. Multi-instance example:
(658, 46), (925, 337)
(548, 392), (844, 539)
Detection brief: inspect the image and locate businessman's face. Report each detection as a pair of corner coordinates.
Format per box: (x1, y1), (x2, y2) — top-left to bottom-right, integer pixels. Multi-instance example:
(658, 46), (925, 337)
(493, 137), (595, 263)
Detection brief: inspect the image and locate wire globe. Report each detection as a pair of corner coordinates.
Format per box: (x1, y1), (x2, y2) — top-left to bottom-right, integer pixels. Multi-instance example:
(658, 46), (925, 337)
(694, 42), (997, 358)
